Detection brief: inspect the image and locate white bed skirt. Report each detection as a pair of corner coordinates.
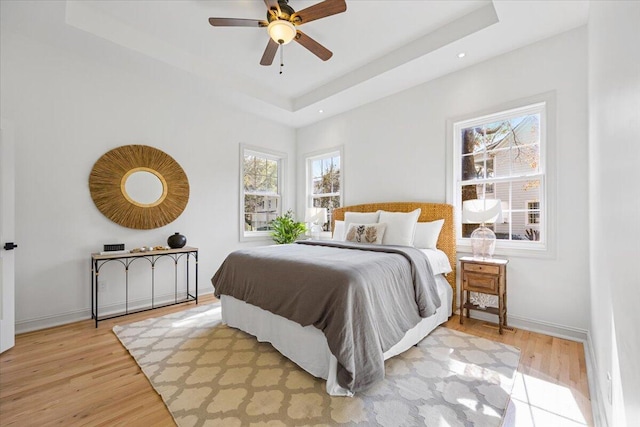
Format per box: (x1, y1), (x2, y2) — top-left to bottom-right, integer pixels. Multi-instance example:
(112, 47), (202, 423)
(220, 274), (453, 396)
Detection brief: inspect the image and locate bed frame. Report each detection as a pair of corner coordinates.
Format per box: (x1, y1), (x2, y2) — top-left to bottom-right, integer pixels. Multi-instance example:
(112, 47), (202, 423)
(332, 202), (457, 311)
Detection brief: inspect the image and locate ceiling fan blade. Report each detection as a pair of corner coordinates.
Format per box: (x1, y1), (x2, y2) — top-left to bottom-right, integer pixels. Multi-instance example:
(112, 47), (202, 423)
(260, 38), (279, 66)
(294, 30), (332, 61)
(292, 0), (346, 25)
(208, 18), (268, 27)
(264, 0), (279, 12)
(264, 0), (281, 19)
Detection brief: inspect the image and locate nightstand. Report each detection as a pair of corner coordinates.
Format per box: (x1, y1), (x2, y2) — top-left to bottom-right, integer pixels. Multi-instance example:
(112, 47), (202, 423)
(459, 256), (509, 334)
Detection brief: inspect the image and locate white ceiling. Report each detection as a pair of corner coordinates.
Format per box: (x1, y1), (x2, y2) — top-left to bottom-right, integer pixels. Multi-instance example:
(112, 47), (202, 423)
(1, 0), (589, 127)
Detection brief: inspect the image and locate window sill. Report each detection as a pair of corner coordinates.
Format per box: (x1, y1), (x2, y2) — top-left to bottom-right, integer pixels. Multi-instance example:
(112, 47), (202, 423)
(456, 239), (555, 259)
(240, 232), (273, 243)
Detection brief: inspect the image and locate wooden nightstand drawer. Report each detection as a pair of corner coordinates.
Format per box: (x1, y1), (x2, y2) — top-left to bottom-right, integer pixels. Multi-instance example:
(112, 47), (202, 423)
(464, 272), (498, 293)
(463, 263), (500, 275)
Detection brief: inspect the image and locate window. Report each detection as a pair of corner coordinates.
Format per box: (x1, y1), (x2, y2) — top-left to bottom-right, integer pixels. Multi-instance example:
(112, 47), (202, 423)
(306, 148), (342, 231)
(453, 102), (546, 249)
(240, 145), (286, 240)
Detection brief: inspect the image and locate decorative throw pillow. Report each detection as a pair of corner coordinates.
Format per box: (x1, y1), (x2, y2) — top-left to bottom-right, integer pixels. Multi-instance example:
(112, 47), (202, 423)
(413, 219), (445, 249)
(343, 211), (381, 240)
(332, 220), (345, 241)
(345, 223), (387, 244)
(378, 209), (421, 246)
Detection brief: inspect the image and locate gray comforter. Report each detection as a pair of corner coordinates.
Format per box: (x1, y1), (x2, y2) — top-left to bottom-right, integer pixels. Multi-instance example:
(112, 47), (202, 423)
(211, 240), (441, 392)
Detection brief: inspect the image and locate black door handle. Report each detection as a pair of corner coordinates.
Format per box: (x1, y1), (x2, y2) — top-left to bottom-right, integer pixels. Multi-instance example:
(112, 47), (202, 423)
(3, 242), (17, 250)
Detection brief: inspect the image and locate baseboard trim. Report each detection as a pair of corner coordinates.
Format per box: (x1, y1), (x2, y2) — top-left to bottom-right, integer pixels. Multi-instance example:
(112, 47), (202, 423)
(464, 310), (588, 342)
(16, 308), (91, 334)
(16, 288), (215, 334)
(585, 331), (609, 427)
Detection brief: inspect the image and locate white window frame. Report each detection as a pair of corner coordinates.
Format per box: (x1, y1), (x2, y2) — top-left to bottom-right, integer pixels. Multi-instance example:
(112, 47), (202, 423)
(305, 146), (343, 232)
(239, 144), (287, 241)
(449, 99), (553, 256)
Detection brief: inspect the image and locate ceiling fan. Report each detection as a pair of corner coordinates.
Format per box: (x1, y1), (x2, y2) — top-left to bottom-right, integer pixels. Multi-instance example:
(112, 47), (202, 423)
(208, 0), (347, 66)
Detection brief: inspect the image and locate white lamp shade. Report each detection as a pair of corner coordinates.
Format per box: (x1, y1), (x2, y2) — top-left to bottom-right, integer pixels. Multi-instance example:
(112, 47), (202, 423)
(268, 20), (296, 45)
(462, 199), (503, 224)
(305, 207), (327, 224)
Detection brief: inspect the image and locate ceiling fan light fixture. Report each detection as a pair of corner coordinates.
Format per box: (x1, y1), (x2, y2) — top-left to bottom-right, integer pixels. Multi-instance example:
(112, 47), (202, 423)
(268, 19), (296, 45)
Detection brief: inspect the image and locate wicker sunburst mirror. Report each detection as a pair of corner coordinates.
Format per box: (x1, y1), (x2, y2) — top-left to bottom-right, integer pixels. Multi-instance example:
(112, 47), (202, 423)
(89, 145), (189, 229)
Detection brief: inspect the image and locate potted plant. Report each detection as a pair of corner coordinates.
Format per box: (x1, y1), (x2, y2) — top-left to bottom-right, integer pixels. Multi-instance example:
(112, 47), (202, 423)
(270, 210), (307, 244)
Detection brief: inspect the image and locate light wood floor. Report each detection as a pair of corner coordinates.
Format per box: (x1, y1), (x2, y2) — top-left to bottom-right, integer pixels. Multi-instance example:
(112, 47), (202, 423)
(0, 295), (593, 426)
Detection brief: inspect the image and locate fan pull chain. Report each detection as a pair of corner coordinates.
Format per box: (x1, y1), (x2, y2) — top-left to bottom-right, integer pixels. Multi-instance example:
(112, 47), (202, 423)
(279, 44), (284, 75)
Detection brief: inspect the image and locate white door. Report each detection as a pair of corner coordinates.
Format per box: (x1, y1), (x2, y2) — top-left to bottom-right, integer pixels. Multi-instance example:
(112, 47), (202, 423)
(0, 120), (16, 353)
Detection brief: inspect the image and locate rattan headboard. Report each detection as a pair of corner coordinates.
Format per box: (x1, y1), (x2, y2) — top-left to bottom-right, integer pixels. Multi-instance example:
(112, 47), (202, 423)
(332, 202), (456, 311)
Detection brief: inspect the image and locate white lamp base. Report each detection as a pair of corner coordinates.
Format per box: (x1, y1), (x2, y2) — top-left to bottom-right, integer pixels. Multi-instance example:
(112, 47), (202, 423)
(470, 225), (496, 259)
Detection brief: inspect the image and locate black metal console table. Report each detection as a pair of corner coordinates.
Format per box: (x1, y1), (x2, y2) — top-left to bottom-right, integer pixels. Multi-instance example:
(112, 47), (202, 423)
(91, 246), (198, 327)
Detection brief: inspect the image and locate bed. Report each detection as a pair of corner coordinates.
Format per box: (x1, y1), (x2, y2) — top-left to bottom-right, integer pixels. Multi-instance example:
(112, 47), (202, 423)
(212, 202), (456, 396)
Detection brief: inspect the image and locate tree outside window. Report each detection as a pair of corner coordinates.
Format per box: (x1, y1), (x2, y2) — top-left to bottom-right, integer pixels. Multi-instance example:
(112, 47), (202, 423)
(241, 146), (285, 239)
(307, 150), (342, 231)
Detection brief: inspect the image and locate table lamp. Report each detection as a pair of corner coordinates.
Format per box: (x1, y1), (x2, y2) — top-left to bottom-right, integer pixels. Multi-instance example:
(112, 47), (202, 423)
(305, 207), (327, 240)
(462, 199), (503, 259)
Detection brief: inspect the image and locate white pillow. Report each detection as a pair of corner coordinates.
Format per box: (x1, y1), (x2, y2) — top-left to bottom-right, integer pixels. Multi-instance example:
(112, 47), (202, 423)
(419, 248), (453, 275)
(332, 220), (345, 241)
(345, 223), (387, 244)
(343, 211), (380, 240)
(378, 209), (421, 246)
(413, 219), (445, 249)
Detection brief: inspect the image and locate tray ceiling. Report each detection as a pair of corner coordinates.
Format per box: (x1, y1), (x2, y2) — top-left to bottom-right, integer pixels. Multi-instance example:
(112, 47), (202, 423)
(1, 1), (589, 127)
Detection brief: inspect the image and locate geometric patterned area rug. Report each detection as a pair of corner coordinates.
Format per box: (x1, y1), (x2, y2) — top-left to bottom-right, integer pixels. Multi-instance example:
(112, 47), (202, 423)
(113, 303), (520, 427)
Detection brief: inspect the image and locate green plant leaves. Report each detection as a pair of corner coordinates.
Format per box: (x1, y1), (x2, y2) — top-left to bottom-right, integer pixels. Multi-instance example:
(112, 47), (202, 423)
(270, 210), (307, 244)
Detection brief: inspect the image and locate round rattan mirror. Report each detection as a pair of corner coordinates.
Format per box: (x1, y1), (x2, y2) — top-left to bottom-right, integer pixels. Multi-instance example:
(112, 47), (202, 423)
(89, 145), (189, 229)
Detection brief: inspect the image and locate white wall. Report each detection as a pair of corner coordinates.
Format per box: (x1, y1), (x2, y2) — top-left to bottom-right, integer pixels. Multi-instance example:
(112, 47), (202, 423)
(0, 29), (296, 331)
(588, 2), (640, 426)
(297, 28), (590, 334)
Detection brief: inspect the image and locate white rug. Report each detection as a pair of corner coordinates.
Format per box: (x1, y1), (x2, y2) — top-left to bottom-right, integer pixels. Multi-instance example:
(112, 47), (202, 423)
(114, 303), (520, 426)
